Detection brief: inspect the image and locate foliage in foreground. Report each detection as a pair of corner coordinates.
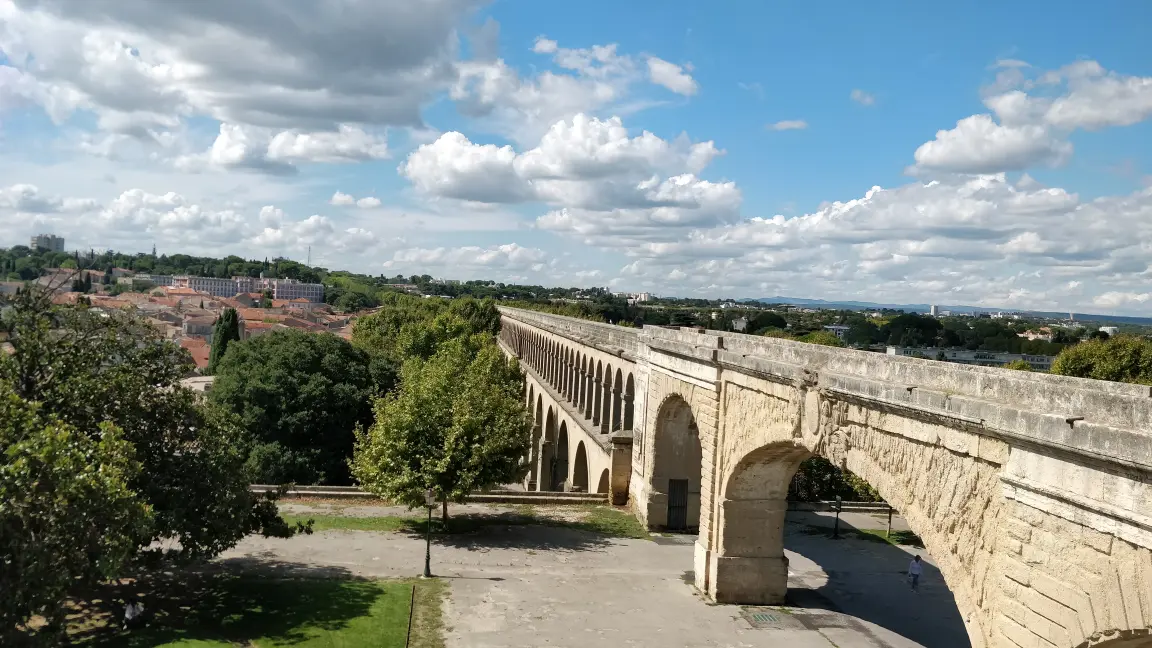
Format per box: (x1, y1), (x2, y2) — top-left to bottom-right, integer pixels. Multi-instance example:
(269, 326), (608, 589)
(209, 329), (379, 485)
(207, 307), (241, 375)
(352, 336), (531, 518)
(1050, 335), (1152, 385)
(0, 388), (151, 639)
(789, 457), (881, 502)
(0, 289), (300, 643)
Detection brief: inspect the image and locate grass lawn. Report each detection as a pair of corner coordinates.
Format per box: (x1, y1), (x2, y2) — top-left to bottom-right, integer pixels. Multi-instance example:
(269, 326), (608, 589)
(286, 504), (649, 540)
(69, 575), (445, 648)
(797, 524), (924, 548)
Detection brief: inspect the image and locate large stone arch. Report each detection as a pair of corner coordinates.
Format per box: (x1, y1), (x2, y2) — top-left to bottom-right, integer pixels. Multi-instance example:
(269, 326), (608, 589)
(647, 394), (703, 530)
(554, 422), (570, 491)
(528, 394), (543, 491)
(573, 441), (589, 492)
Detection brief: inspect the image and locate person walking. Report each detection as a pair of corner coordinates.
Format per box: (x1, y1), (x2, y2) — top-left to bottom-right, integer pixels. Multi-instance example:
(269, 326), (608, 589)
(907, 555), (923, 593)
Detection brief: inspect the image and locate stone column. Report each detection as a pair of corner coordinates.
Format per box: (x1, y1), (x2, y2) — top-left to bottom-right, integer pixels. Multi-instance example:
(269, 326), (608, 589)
(707, 498), (789, 604)
(609, 432), (634, 505)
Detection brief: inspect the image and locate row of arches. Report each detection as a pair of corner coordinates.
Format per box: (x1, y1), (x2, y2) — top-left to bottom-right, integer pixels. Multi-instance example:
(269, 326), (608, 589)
(500, 321), (636, 435)
(524, 383), (610, 494)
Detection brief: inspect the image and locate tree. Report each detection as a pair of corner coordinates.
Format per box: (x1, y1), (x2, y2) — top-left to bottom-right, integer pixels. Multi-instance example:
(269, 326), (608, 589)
(1002, 359), (1033, 371)
(352, 338), (531, 522)
(0, 288), (299, 568)
(1, 387), (151, 642)
(209, 330), (376, 485)
(208, 307), (241, 374)
(1051, 335), (1152, 384)
(798, 331), (846, 347)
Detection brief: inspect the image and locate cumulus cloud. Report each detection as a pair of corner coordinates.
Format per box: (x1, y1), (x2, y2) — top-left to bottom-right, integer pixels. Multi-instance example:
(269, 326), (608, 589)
(767, 120), (808, 131)
(452, 36), (694, 144)
(399, 114), (737, 242)
(0, 184), (99, 213)
(911, 60), (1152, 175)
(646, 57), (698, 96)
(330, 192), (382, 209)
(176, 124), (388, 174)
(910, 114), (1073, 174)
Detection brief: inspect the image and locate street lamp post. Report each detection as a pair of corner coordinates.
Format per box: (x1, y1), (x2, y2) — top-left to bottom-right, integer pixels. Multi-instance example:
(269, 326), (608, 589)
(423, 488), (436, 578)
(833, 495), (842, 539)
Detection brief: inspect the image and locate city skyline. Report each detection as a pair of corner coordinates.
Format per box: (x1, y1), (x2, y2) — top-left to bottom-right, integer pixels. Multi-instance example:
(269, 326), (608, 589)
(1, 1), (1151, 313)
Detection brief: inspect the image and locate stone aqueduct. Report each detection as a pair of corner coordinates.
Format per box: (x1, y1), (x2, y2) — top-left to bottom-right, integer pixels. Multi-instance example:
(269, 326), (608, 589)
(496, 307), (1152, 648)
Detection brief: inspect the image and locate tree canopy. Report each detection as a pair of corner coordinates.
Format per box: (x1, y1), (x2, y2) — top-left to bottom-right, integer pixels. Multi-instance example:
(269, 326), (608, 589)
(1050, 335), (1152, 384)
(351, 336), (531, 519)
(209, 329), (378, 485)
(207, 307), (241, 374)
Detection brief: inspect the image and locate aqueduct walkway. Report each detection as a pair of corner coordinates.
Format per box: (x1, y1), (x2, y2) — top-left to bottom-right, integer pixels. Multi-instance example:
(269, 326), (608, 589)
(497, 306), (1152, 648)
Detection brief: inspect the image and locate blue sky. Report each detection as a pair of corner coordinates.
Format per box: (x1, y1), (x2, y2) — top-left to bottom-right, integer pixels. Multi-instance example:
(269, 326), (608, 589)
(1, 0), (1151, 312)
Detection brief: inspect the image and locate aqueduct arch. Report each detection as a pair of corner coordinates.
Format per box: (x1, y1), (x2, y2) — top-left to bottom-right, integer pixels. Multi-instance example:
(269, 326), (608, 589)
(497, 308), (1152, 648)
(648, 395), (703, 530)
(574, 441), (589, 492)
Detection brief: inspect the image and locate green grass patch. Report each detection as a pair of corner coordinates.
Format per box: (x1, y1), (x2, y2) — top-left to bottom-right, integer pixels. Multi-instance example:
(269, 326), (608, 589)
(289, 505), (649, 540)
(286, 514), (417, 532)
(67, 574), (430, 647)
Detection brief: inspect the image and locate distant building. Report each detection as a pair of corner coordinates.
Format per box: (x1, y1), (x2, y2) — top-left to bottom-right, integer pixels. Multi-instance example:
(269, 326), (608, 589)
(1099, 326), (1120, 336)
(822, 324), (851, 340)
(887, 346), (1056, 372)
(732, 316), (749, 332)
(30, 234), (65, 252)
(929, 304), (939, 317)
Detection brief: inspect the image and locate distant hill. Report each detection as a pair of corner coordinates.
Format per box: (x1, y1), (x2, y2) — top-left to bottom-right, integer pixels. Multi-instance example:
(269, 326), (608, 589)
(741, 297), (1152, 326)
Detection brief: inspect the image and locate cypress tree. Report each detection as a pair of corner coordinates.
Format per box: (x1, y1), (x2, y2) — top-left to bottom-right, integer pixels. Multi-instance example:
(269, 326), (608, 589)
(207, 308), (242, 375)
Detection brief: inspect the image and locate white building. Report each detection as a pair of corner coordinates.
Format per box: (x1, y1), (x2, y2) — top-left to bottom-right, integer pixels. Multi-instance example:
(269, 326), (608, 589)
(1099, 326), (1120, 336)
(822, 324), (851, 340)
(30, 234), (65, 252)
(266, 278), (324, 302)
(173, 275), (237, 297)
(929, 304), (939, 317)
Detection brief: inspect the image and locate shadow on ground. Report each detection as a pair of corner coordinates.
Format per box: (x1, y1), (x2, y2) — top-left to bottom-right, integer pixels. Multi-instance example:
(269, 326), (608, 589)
(66, 562), (383, 647)
(396, 511), (620, 552)
(783, 518), (971, 648)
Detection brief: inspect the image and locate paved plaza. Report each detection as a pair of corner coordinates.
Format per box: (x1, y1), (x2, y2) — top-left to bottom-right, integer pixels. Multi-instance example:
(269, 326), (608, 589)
(219, 504), (970, 647)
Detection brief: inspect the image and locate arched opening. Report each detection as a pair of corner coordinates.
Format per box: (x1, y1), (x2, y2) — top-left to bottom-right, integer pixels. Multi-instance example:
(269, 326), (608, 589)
(578, 355), (587, 412)
(540, 408), (557, 492)
(649, 395), (702, 530)
(611, 368), (623, 432)
(528, 396), (543, 491)
(600, 364), (613, 433)
(573, 441), (589, 492)
(593, 362), (603, 427)
(596, 469), (609, 494)
(553, 422), (570, 491)
(623, 373), (635, 431)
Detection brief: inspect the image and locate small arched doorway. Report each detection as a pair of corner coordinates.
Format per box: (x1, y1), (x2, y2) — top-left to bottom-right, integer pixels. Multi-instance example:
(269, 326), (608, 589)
(552, 422), (570, 491)
(650, 395), (703, 530)
(596, 469), (609, 494)
(573, 441), (589, 492)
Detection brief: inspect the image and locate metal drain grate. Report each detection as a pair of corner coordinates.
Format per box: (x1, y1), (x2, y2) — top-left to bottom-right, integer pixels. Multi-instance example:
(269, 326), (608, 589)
(741, 608), (806, 630)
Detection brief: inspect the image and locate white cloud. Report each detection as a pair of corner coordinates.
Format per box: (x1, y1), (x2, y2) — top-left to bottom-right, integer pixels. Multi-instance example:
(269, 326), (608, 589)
(910, 114), (1072, 174)
(646, 57), (698, 96)
(912, 60), (1152, 176)
(0, 0), (473, 133)
(399, 131), (530, 203)
(0, 184), (99, 213)
(330, 192), (382, 209)
(451, 36), (690, 144)
(266, 125), (388, 163)
(384, 243), (547, 271)
(767, 120), (808, 131)
(176, 123), (388, 174)
(850, 89), (876, 106)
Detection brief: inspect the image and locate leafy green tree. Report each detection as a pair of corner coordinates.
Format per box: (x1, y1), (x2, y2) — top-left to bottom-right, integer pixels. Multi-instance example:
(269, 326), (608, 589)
(335, 290), (372, 312)
(1002, 359), (1033, 371)
(845, 321), (880, 347)
(762, 328), (794, 340)
(0, 288), (298, 566)
(352, 337), (531, 521)
(749, 311), (787, 332)
(207, 307), (241, 374)
(798, 331), (846, 347)
(209, 330), (376, 485)
(1051, 335), (1152, 384)
(789, 457), (880, 502)
(0, 387), (151, 642)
